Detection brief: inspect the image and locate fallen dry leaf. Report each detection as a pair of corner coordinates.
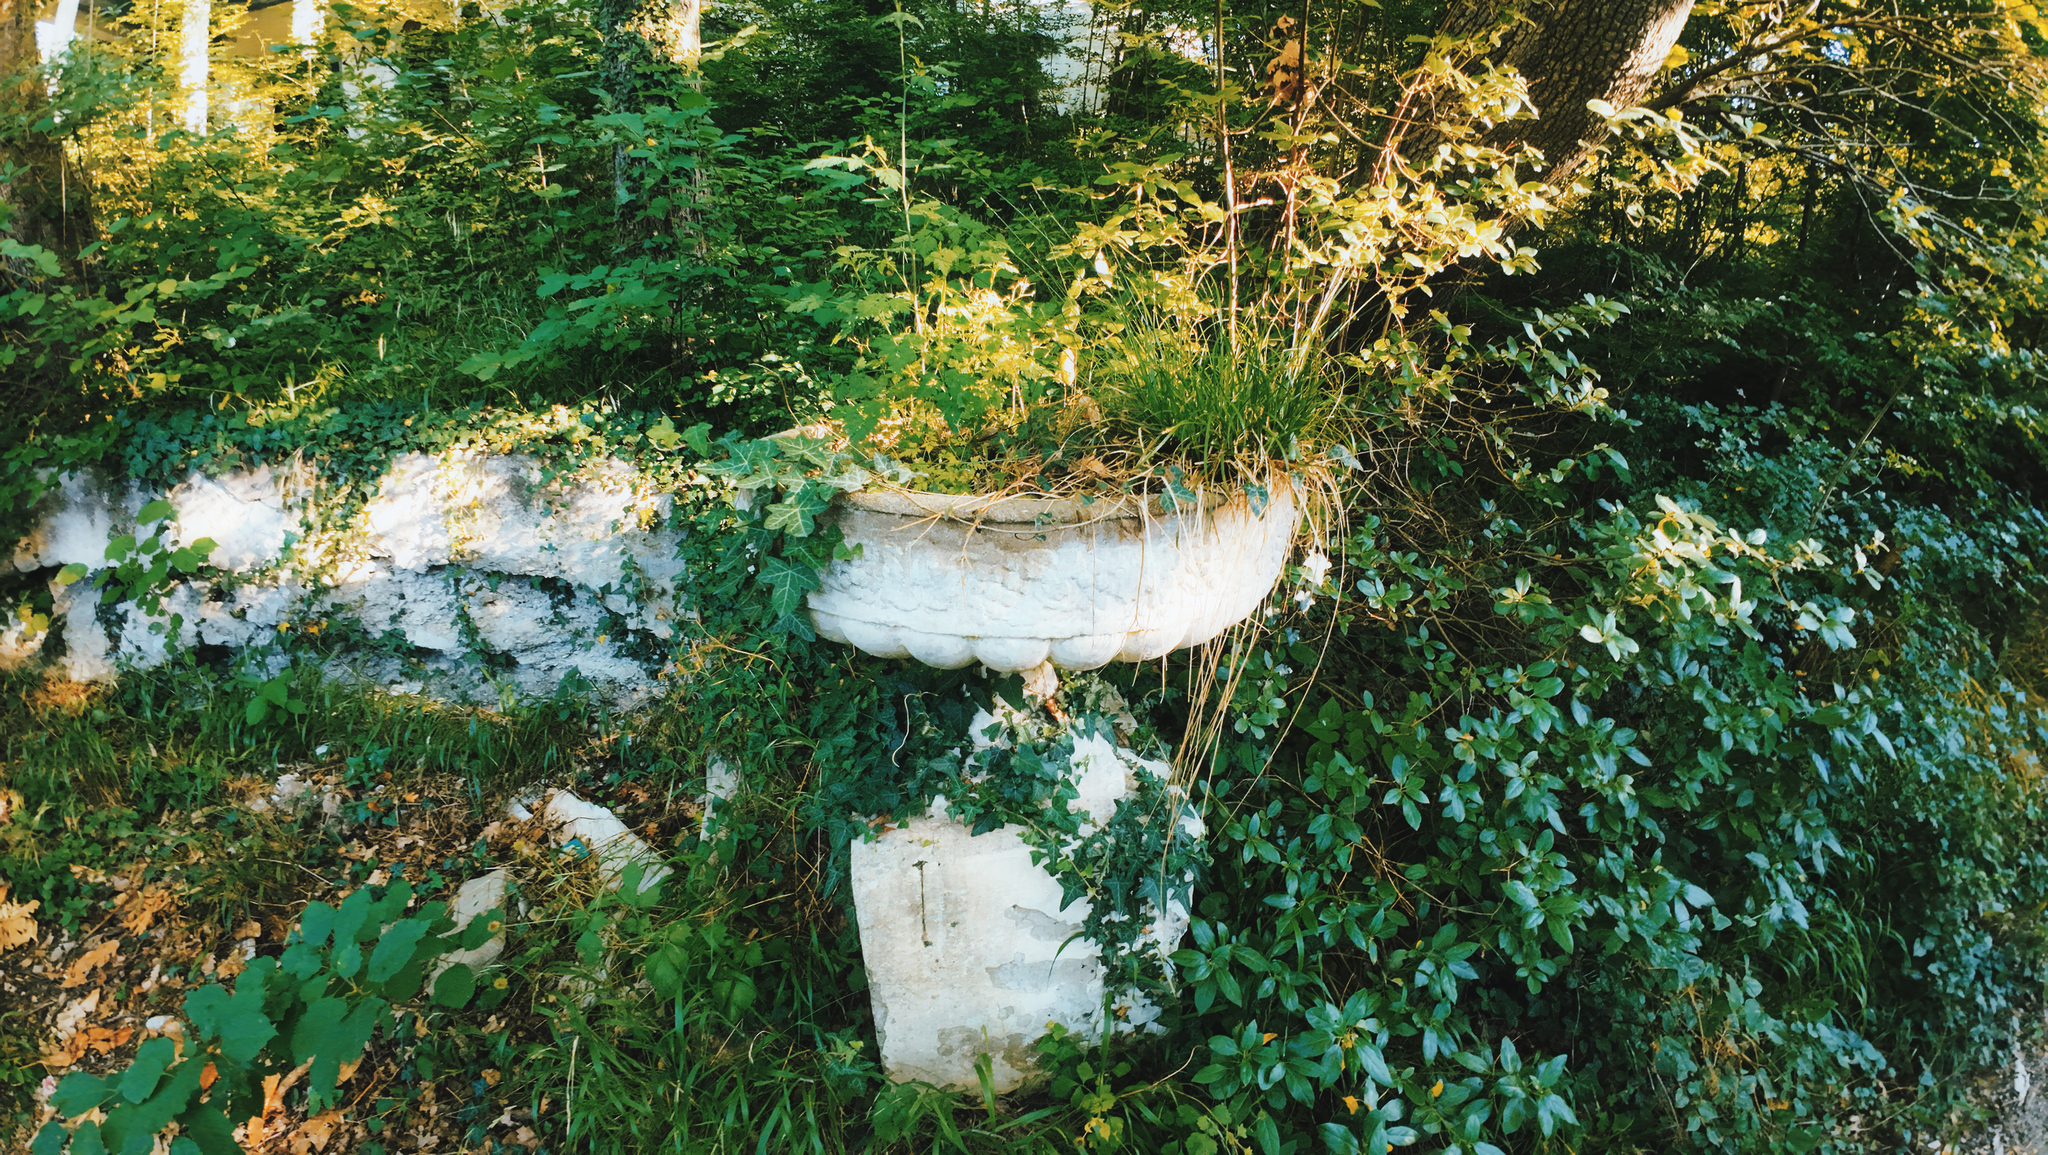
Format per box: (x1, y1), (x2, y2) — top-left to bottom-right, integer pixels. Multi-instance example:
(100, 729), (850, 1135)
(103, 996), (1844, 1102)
(53, 989), (101, 1037)
(0, 885), (38, 951)
(250, 1058), (308, 1149)
(216, 951), (248, 979)
(116, 886), (175, 934)
(62, 940), (120, 988)
(290, 1109), (344, 1154)
(44, 1022), (131, 1069)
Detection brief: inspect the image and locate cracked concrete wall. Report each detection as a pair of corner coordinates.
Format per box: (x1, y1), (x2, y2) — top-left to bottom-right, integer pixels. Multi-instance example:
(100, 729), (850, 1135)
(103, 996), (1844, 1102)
(5, 452), (688, 706)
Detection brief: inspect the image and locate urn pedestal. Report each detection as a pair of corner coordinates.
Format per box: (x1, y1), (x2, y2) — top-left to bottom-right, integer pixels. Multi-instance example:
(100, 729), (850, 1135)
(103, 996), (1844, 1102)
(848, 734), (1197, 1091)
(821, 477), (1294, 1088)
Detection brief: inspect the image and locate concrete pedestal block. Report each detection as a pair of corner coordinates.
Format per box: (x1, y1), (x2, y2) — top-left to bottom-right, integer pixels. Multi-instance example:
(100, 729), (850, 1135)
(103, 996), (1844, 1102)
(849, 736), (1196, 1092)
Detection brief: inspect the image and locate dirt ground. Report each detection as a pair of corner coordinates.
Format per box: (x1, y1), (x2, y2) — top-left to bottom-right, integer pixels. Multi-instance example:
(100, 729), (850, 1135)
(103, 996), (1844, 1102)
(1947, 1031), (2048, 1155)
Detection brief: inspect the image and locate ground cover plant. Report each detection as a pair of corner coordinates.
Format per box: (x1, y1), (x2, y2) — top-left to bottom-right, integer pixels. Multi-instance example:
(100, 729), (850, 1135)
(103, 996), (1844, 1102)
(8, 0), (2048, 1150)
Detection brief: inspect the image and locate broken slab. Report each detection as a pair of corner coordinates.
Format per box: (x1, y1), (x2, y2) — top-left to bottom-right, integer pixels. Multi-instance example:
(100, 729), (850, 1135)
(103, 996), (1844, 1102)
(544, 791), (670, 896)
(700, 756), (737, 842)
(849, 736), (1198, 1092)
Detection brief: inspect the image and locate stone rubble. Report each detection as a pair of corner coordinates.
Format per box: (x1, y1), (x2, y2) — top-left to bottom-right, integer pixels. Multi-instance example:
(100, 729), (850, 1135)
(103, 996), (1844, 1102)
(543, 790), (671, 897)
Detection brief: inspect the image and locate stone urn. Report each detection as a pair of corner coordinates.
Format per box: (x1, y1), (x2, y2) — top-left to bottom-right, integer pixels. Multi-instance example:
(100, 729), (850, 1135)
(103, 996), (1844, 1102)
(807, 476), (1302, 672)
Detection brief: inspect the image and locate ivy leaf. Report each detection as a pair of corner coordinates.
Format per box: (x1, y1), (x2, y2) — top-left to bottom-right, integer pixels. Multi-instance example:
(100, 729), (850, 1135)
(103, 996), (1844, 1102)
(680, 422), (712, 457)
(703, 439), (779, 490)
(643, 415), (684, 450)
(756, 554), (823, 617)
(764, 499), (817, 537)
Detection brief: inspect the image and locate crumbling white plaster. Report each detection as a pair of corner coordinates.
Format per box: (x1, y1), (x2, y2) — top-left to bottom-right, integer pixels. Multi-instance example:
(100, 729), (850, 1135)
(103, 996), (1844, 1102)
(809, 479), (1302, 672)
(849, 736), (1198, 1092)
(172, 465), (300, 573)
(8, 453), (687, 706)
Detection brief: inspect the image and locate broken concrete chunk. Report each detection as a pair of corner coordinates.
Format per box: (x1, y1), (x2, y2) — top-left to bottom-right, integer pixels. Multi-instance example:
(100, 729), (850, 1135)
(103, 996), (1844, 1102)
(247, 772), (347, 830)
(505, 792), (541, 822)
(700, 756), (736, 841)
(849, 739), (1198, 1093)
(433, 868), (511, 980)
(851, 808), (1094, 1093)
(544, 791), (670, 896)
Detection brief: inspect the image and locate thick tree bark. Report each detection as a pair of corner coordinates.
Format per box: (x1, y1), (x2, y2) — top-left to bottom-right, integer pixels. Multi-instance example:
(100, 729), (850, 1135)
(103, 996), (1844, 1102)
(1435, 0), (1694, 189)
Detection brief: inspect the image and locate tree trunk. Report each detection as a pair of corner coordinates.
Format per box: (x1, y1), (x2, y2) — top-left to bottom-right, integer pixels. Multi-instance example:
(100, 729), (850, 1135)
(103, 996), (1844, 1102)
(0, 0), (87, 257)
(180, 0), (212, 133)
(1436, 0), (1694, 189)
(599, 0), (704, 238)
(654, 0), (700, 68)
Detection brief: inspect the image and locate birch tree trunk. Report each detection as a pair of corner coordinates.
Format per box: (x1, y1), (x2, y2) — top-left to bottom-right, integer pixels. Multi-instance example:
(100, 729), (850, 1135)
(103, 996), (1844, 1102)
(179, 0), (212, 133)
